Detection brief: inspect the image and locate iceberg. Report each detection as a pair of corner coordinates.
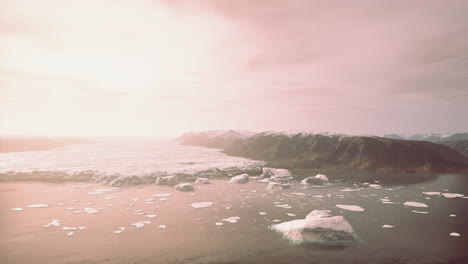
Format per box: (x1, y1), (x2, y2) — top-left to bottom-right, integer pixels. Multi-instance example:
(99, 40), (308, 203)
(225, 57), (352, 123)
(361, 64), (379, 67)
(27, 204), (49, 208)
(271, 210), (361, 245)
(158, 225), (166, 229)
(84, 207), (100, 214)
(194, 178), (211, 184)
(404, 202), (428, 208)
(190, 202), (213, 209)
(441, 193), (464, 198)
(336, 205), (365, 212)
(382, 225), (394, 228)
(450, 232), (461, 237)
(44, 219), (61, 227)
(155, 176), (178, 186)
(266, 182), (291, 191)
(301, 174), (329, 185)
(260, 168), (293, 182)
(228, 174), (249, 184)
(215, 222), (223, 226)
(10, 208), (23, 211)
(369, 184), (382, 189)
(422, 192), (441, 196)
(175, 183), (194, 192)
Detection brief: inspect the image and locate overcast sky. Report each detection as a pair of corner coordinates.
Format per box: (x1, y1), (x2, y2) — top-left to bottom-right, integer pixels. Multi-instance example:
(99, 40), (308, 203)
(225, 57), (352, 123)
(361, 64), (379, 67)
(1, 0), (467, 136)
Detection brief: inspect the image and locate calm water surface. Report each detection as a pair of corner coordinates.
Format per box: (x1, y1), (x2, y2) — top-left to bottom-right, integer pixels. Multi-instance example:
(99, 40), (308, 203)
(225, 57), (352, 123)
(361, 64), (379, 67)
(1, 173), (467, 264)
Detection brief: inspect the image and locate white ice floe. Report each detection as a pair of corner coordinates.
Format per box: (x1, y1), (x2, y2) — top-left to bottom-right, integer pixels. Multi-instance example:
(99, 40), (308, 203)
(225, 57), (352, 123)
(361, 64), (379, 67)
(266, 182), (291, 191)
(67, 232), (74, 237)
(131, 221), (151, 228)
(133, 213), (144, 215)
(215, 222), (224, 226)
(44, 219), (61, 227)
(222, 217), (240, 223)
(341, 188), (361, 192)
(450, 232), (461, 237)
(276, 204), (292, 209)
(145, 214), (157, 218)
(273, 219), (282, 222)
(313, 195), (325, 198)
(190, 202), (213, 209)
(260, 168), (293, 182)
(158, 225), (166, 229)
(382, 225), (394, 228)
(145, 198), (156, 202)
(27, 204), (49, 208)
(84, 207), (100, 214)
(412, 210), (428, 214)
(442, 193), (464, 198)
(104, 196), (116, 200)
(114, 227), (126, 234)
(63, 227), (77, 230)
(301, 174), (329, 185)
(259, 212), (267, 215)
(195, 178), (211, 184)
(450, 214), (456, 217)
(422, 192), (441, 196)
(65, 207), (74, 210)
(88, 189), (113, 195)
(336, 205), (365, 212)
(228, 174), (249, 184)
(74, 211), (82, 214)
(382, 202), (395, 204)
(159, 198), (169, 201)
(152, 193), (172, 198)
(271, 210), (361, 245)
(10, 208), (23, 211)
(286, 213), (297, 217)
(404, 202), (428, 208)
(291, 192), (306, 196)
(78, 227), (86, 230)
(369, 184), (382, 189)
(175, 183), (194, 192)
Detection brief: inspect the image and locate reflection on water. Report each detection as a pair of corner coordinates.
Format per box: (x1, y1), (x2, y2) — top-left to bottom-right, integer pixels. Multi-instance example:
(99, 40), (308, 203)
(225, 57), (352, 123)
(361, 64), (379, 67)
(1, 172), (467, 264)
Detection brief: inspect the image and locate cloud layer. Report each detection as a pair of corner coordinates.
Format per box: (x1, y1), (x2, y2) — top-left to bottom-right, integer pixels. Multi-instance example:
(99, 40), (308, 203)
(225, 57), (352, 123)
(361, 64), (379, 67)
(1, 0), (467, 136)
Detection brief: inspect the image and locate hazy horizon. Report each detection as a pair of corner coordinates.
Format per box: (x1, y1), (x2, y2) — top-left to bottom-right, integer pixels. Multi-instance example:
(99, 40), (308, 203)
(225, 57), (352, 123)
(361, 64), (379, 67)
(1, 0), (468, 137)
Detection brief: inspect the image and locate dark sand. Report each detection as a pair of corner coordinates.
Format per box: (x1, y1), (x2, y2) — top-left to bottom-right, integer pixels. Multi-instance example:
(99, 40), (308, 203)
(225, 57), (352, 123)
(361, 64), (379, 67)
(1, 174), (468, 264)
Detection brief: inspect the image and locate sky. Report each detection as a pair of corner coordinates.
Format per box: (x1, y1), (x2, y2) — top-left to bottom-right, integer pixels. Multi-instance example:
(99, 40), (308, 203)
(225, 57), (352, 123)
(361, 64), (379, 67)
(1, 0), (467, 136)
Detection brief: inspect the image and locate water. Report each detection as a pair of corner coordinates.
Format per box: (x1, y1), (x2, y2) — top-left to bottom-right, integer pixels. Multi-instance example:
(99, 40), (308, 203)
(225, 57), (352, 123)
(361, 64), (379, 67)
(0, 138), (264, 178)
(1, 139), (468, 263)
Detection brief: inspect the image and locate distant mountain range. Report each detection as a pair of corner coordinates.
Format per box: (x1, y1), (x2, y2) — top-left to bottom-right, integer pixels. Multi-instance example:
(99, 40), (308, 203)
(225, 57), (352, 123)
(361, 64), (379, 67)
(382, 133), (468, 142)
(177, 130), (468, 173)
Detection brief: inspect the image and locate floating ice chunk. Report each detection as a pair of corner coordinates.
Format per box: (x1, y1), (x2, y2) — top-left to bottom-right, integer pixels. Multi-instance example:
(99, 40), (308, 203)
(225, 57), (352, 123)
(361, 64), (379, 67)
(291, 193), (306, 196)
(228, 174), (249, 184)
(382, 202), (395, 204)
(422, 192), (441, 196)
(84, 207), (100, 214)
(266, 182), (291, 191)
(215, 222), (223, 226)
(259, 212), (267, 215)
(175, 183), (194, 192)
(276, 204), (292, 209)
(158, 225), (166, 229)
(450, 214), (456, 217)
(336, 205), (365, 212)
(44, 219), (61, 227)
(313, 195), (325, 198)
(341, 188), (361, 192)
(190, 202), (213, 209)
(381, 199), (391, 202)
(74, 211), (82, 214)
(151, 193), (172, 198)
(442, 193), (464, 198)
(369, 184), (382, 189)
(412, 210), (428, 214)
(159, 198), (169, 201)
(114, 227), (126, 234)
(195, 178), (211, 184)
(11, 208), (23, 211)
(104, 196), (116, 200)
(450, 232), (461, 237)
(133, 213), (144, 215)
(145, 199), (156, 202)
(78, 227), (86, 230)
(301, 174), (329, 185)
(260, 168), (293, 182)
(67, 232), (74, 237)
(27, 204), (49, 208)
(131, 221), (151, 228)
(286, 213), (297, 217)
(382, 225), (394, 228)
(63, 227), (77, 230)
(222, 217), (240, 223)
(404, 202), (428, 208)
(145, 214), (157, 218)
(271, 210), (361, 245)
(65, 207), (74, 210)
(88, 189), (113, 195)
